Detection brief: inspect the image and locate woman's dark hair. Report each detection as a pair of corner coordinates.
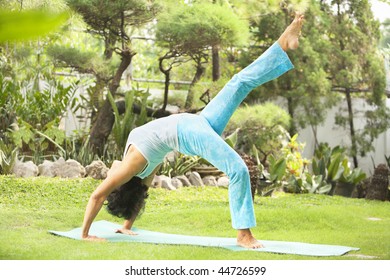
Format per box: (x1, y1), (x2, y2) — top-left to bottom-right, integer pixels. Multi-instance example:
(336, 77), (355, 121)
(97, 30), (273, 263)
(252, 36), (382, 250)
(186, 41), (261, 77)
(105, 176), (149, 220)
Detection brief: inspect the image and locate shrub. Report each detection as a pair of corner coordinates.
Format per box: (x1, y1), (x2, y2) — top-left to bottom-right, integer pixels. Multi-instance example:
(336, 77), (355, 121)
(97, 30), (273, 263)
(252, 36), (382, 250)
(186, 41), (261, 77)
(225, 102), (291, 163)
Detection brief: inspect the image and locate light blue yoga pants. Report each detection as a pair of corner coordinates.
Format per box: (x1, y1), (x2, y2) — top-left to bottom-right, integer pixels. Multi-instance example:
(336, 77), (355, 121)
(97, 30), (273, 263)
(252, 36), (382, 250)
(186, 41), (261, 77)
(177, 42), (294, 229)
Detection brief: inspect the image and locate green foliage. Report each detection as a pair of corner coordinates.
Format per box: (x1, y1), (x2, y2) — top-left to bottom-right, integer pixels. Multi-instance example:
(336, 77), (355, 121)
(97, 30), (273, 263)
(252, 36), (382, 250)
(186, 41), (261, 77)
(8, 120), (66, 164)
(108, 88), (150, 152)
(380, 19), (390, 48)
(323, 0), (388, 161)
(66, 0), (159, 39)
(4, 78), (78, 163)
(62, 134), (100, 166)
(265, 155), (287, 183)
(226, 102), (291, 162)
(1, 66), (78, 163)
(224, 128), (239, 149)
(240, 0), (387, 163)
(312, 144), (345, 184)
(282, 134), (309, 178)
(301, 174), (332, 195)
(386, 155), (390, 170)
(160, 152), (201, 177)
(311, 143), (366, 193)
(14, 80), (79, 128)
(156, 2), (249, 54)
(47, 45), (113, 77)
(0, 73), (18, 140)
(263, 134), (317, 194)
(338, 159), (367, 186)
(0, 10), (68, 42)
(0, 141), (17, 175)
(156, 1), (249, 109)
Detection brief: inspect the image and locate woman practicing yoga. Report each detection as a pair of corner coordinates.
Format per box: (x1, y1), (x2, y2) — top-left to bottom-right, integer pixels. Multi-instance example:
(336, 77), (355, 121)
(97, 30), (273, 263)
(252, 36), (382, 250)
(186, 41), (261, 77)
(81, 14), (304, 249)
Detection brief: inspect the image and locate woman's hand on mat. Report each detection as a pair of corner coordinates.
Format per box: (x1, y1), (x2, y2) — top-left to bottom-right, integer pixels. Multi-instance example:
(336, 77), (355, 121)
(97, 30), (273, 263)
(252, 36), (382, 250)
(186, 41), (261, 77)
(115, 228), (138, 235)
(82, 235), (106, 242)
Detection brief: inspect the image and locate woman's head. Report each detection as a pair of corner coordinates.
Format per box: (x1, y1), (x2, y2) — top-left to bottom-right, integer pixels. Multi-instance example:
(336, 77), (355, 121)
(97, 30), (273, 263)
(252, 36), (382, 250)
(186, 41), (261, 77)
(105, 176), (149, 220)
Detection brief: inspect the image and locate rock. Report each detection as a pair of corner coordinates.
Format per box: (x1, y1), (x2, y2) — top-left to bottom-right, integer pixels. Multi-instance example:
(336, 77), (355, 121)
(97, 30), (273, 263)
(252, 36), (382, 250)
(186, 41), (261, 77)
(159, 175), (176, 190)
(202, 175), (218, 186)
(85, 160), (109, 179)
(12, 160), (39, 177)
(165, 151), (176, 163)
(165, 104), (180, 113)
(51, 157), (66, 176)
(38, 160), (56, 177)
(217, 176), (229, 188)
(171, 177), (183, 188)
(366, 164), (389, 201)
(53, 158), (86, 178)
(175, 175), (192, 187)
(186, 171), (204, 186)
(151, 175), (162, 188)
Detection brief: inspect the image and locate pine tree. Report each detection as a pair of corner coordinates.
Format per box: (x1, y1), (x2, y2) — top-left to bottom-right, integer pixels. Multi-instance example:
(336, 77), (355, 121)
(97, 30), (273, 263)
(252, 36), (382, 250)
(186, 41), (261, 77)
(323, 0), (389, 167)
(56, 0), (160, 155)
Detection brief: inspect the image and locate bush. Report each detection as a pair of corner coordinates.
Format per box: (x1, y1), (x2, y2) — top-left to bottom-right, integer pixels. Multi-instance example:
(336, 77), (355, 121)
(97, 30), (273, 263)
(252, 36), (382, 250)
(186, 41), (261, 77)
(225, 102), (291, 163)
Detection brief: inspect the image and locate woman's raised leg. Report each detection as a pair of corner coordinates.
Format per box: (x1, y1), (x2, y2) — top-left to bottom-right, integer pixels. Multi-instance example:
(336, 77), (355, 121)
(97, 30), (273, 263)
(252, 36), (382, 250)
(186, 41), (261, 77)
(200, 14), (304, 135)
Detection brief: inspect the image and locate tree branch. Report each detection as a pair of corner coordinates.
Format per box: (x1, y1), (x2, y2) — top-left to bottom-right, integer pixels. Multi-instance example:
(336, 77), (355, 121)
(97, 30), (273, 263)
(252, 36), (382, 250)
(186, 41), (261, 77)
(331, 86), (372, 93)
(115, 100), (204, 118)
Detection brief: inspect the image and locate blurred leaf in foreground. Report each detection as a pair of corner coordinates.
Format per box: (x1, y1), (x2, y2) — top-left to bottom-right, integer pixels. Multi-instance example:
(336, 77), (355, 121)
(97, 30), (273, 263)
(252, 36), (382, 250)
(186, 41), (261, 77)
(0, 10), (68, 42)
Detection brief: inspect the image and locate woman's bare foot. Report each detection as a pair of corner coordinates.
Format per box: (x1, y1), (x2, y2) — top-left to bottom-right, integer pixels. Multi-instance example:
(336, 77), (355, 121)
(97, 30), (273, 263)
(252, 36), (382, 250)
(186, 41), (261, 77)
(237, 229), (264, 249)
(278, 13), (304, 51)
(82, 235), (106, 242)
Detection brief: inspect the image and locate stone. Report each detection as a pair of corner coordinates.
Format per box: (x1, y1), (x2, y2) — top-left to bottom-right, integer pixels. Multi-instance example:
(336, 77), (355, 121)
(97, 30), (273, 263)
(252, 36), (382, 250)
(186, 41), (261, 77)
(366, 164), (389, 201)
(38, 160), (56, 177)
(186, 171), (204, 187)
(151, 175), (162, 188)
(165, 151), (176, 163)
(171, 177), (183, 188)
(51, 157), (66, 176)
(53, 158), (86, 178)
(175, 175), (192, 187)
(217, 176), (229, 188)
(85, 160), (109, 179)
(12, 160), (39, 177)
(159, 175), (176, 190)
(202, 176), (218, 186)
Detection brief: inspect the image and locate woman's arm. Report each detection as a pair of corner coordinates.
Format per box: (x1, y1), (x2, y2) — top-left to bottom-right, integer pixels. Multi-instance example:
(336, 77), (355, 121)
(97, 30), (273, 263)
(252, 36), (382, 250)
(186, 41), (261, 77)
(115, 216), (138, 236)
(115, 164), (161, 236)
(142, 164), (161, 187)
(81, 145), (147, 240)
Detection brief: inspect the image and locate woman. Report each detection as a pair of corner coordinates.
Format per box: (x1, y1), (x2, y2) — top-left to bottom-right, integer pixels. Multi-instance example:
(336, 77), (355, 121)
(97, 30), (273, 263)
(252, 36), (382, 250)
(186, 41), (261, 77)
(81, 14), (304, 249)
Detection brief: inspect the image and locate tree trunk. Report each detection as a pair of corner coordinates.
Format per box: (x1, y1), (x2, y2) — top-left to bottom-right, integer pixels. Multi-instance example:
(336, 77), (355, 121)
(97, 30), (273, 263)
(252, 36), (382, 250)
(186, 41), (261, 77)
(161, 69), (170, 111)
(89, 101), (114, 155)
(345, 88), (359, 168)
(287, 96), (297, 136)
(90, 77), (106, 125)
(158, 55), (172, 112)
(212, 45), (220, 82)
(89, 50), (135, 155)
(185, 62), (205, 109)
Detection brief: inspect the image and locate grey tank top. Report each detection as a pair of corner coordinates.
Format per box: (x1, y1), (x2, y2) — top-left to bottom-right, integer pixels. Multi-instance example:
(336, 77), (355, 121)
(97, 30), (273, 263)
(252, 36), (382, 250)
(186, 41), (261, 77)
(124, 114), (183, 179)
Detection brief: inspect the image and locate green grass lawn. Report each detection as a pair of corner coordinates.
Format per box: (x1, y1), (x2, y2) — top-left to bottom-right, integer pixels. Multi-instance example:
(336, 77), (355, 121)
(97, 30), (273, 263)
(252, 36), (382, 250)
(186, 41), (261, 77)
(0, 176), (389, 260)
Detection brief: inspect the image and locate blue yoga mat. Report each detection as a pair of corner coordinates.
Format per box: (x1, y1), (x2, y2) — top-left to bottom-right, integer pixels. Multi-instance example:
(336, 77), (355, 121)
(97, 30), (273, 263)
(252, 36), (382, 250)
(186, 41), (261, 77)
(49, 220), (359, 257)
